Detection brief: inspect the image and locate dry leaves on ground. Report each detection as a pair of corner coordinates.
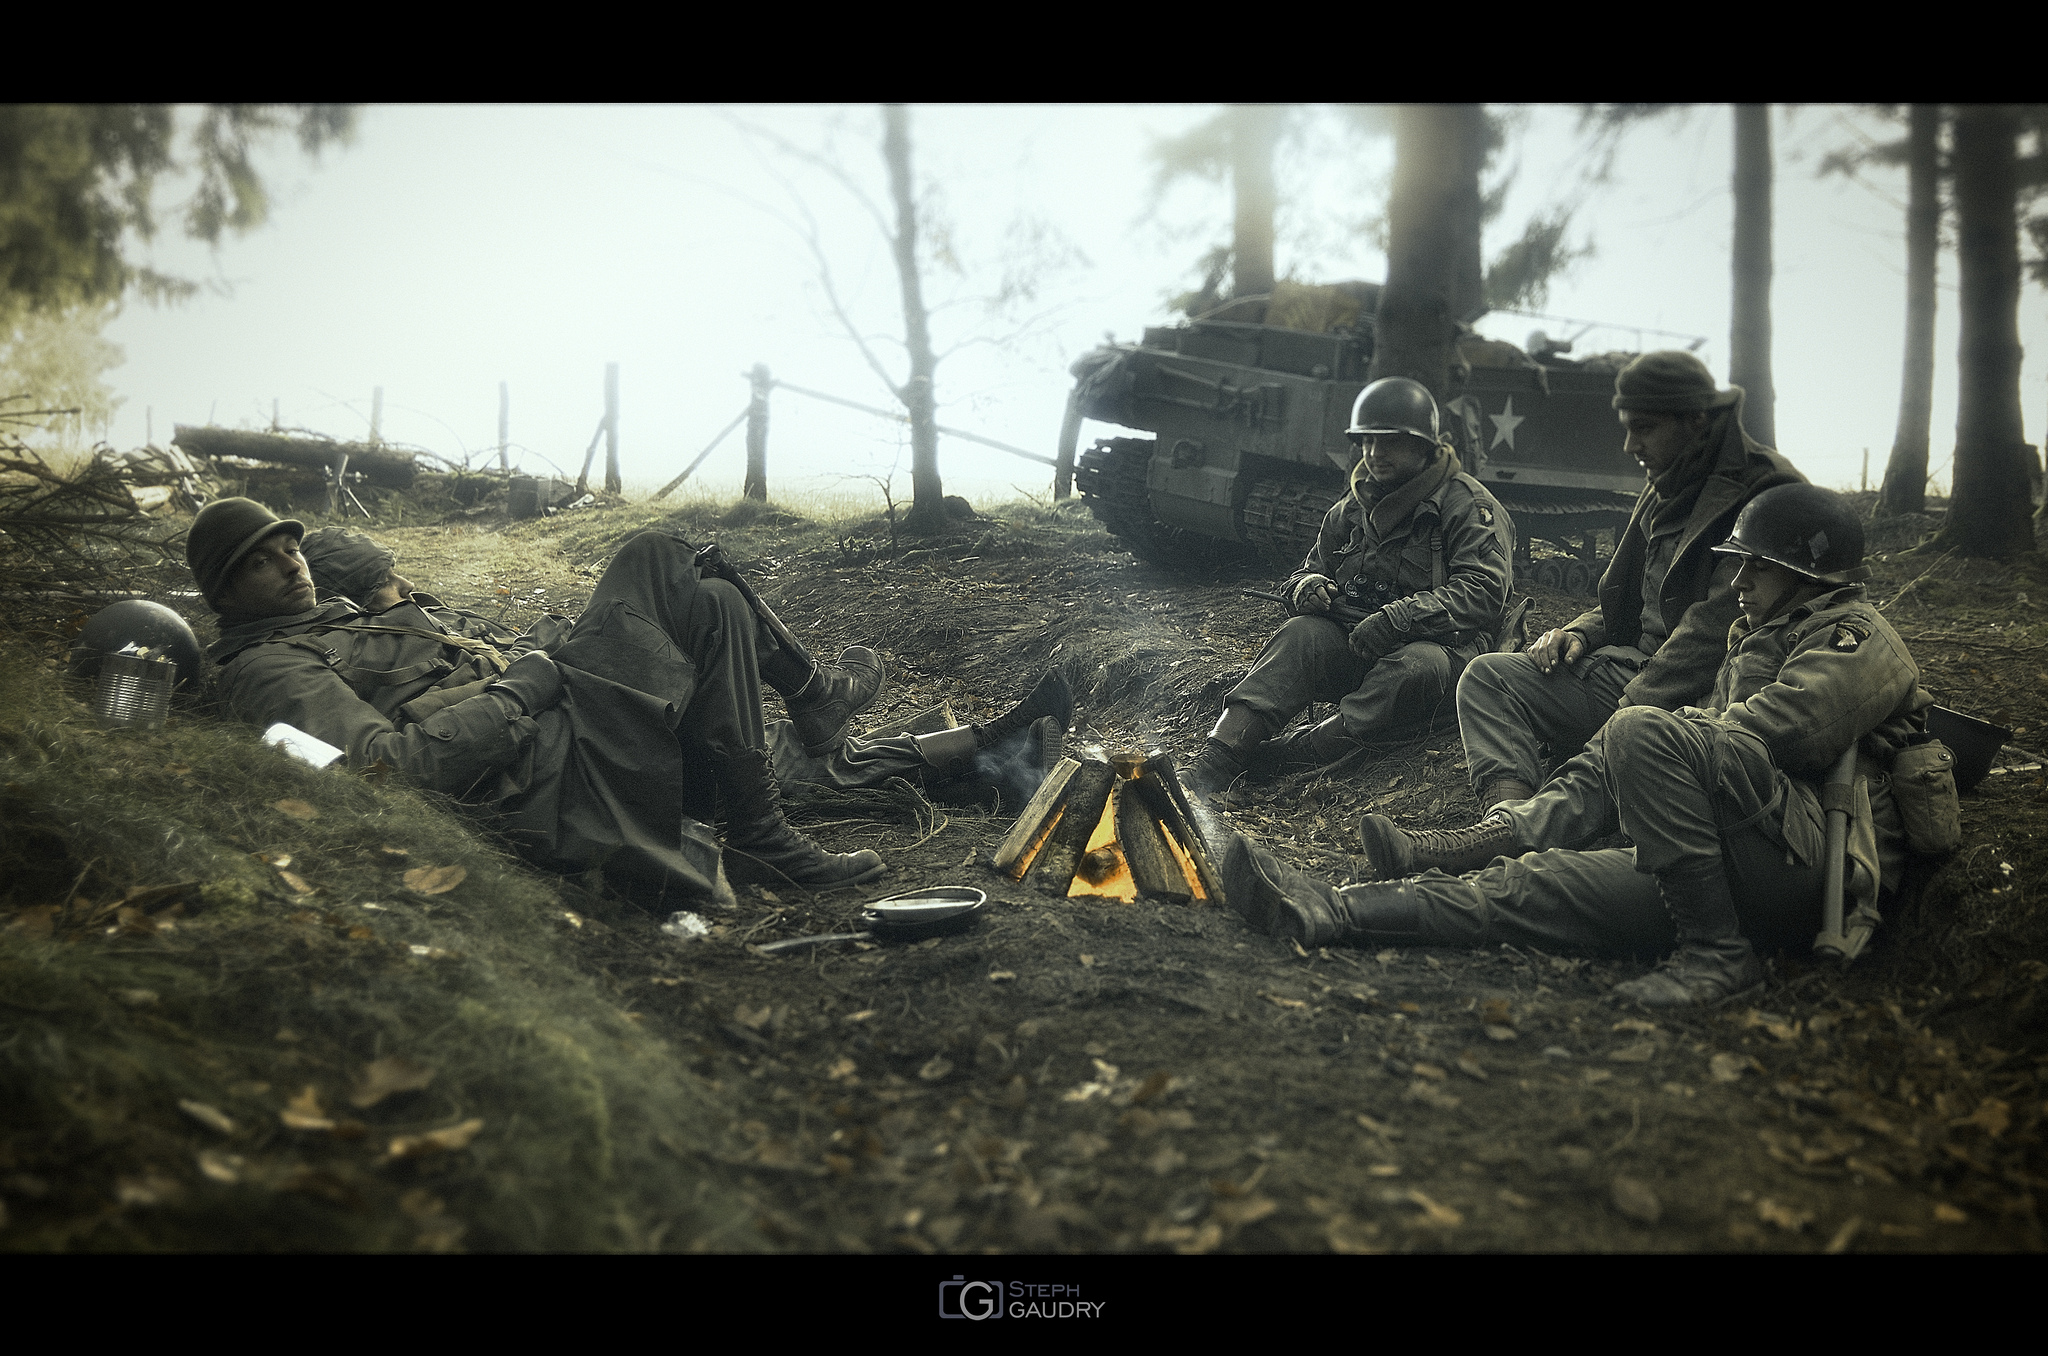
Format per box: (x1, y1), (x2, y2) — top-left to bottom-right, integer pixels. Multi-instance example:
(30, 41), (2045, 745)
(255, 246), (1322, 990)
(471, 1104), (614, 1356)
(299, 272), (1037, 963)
(403, 864), (467, 895)
(271, 799), (319, 821)
(350, 1056), (437, 1109)
(386, 1118), (484, 1160)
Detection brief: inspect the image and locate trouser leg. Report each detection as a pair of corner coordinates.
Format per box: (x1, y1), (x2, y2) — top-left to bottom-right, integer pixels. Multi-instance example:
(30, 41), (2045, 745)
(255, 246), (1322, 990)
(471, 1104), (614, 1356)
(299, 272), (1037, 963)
(1393, 849), (1676, 955)
(1455, 650), (1632, 794)
(561, 532), (764, 758)
(1223, 615), (1367, 729)
(1496, 744), (1621, 851)
(1336, 640), (1456, 739)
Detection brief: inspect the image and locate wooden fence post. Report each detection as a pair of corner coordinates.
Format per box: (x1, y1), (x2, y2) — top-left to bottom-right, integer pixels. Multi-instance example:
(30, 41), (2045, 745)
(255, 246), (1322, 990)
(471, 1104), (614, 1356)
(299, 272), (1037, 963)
(1054, 389), (1083, 499)
(370, 387), (383, 446)
(498, 382), (510, 473)
(604, 362), (622, 494)
(744, 363), (771, 501)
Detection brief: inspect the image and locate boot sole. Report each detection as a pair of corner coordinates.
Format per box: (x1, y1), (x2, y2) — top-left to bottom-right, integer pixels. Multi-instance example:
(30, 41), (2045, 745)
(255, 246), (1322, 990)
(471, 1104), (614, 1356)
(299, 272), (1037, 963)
(724, 851), (887, 892)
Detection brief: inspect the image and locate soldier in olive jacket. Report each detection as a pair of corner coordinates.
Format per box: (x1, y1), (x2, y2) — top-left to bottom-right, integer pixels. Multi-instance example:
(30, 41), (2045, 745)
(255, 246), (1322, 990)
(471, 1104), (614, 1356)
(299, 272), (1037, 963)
(1455, 351), (1805, 812)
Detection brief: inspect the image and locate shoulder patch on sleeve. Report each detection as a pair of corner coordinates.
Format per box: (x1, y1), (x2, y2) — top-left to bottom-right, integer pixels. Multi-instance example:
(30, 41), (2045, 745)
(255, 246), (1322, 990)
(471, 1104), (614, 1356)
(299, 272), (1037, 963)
(1831, 623), (1867, 652)
(1477, 503), (1494, 527)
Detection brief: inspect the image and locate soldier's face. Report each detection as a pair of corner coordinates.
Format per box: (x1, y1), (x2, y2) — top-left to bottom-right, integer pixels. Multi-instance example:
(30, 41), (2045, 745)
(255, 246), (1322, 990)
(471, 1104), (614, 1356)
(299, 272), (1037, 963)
(1362, 432), (1434, 486)
(364, 572), (414, 611)
(1619, 411), (1703, 476)
(221, 531), (315, 617)
(1732, 555), (1806, 625)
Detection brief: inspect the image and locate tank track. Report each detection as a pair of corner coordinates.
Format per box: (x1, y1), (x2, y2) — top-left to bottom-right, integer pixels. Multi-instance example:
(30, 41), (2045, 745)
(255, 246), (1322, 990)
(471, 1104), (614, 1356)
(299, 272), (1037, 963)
(1241, 478), (1331, 567)
(1074, 437), (1240, 568)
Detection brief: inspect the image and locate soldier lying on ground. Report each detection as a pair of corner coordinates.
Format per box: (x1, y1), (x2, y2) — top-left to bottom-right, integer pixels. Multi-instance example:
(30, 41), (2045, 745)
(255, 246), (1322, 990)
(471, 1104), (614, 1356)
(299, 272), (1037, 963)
(1454, 351), (1806, 813)
(189, 500), (1068, 912)
(1187, 378), (1517, 794)
(297, 525), (1070, 804)
(1224, 485), (1934, 1009)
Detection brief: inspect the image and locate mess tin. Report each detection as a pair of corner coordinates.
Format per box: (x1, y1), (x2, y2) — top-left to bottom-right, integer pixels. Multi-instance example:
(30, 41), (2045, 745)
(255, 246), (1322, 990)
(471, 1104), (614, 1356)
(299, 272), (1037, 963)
(753, 886), (990, 956)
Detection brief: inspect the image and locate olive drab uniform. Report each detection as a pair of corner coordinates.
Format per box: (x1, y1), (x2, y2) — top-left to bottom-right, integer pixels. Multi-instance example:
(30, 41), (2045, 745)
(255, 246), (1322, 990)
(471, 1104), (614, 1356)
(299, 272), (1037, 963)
(1371, 583), (1927, 955)
(1456, 404), (1804, 796)
(1226, 451), (1515, 743)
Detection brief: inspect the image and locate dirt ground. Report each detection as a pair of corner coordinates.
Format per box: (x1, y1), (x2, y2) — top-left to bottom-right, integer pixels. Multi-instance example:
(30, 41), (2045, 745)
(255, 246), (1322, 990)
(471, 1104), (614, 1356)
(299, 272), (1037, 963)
(8, 487), (2047, 1253)
(338, 491), (2048, 1254)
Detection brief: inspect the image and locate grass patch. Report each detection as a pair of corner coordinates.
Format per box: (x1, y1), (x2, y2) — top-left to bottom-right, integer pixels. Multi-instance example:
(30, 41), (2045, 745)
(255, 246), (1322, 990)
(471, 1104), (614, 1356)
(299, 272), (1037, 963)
(0, 635), (752, 1252)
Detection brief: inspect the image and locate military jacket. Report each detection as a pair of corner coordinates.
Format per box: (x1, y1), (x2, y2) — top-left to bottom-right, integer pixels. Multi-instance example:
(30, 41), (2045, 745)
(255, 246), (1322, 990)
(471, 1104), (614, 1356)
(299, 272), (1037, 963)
(1696, 584), (1930, 920)
(1282, 470), (1516, 648)
(207, 591), (719, 890)
(1567, 417), (1804, 711)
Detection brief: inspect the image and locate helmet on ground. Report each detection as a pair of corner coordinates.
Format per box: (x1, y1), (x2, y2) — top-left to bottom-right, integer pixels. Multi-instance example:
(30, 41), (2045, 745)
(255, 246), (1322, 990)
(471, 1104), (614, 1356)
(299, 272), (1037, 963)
(1348, 377), (1439, 443)
(1710, 484), (1869, 585)
(66, 599), (205, 691)
(301, 526), (395, 606)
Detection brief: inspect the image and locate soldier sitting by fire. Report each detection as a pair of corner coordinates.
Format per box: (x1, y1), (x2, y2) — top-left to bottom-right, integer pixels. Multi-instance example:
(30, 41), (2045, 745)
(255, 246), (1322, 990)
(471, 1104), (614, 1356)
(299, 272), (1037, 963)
(1188, 378), (1517, 794)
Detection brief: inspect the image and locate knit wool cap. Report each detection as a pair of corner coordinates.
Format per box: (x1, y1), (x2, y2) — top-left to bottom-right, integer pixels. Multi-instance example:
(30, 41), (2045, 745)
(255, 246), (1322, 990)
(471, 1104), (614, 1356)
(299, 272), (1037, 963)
(186, 497), (304, 610)
(301, 526), (396, 606)
(1611, 350), (1743, 412)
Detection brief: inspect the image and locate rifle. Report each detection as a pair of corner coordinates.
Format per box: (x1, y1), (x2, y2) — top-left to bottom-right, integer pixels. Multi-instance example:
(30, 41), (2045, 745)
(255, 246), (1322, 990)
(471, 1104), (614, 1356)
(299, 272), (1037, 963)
(1240, 588), (1535, 654)
(693, 542), (813, 667)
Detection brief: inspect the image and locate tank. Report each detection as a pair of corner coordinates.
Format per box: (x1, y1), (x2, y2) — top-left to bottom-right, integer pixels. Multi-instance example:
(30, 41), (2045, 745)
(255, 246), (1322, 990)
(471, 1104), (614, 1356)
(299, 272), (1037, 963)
(1063, 284), (1649, 595)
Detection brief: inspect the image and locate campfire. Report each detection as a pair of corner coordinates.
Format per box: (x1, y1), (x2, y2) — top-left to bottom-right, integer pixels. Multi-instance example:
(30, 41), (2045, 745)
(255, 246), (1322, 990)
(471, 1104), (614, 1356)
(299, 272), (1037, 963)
(990, 749), (1224, 906)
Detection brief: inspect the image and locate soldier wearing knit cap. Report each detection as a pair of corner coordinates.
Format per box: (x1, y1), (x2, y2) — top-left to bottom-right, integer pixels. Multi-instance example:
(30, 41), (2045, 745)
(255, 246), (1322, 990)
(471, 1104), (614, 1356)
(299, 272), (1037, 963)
(1452, 351), (1806, 814)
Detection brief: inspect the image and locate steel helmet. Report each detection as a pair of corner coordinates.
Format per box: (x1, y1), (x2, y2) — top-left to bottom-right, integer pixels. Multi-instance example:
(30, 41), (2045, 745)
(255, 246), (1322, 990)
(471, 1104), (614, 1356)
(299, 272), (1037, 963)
(1348, 377), (1440, 443)
(66, 599), (206, 691)
(1710, 484), (1870, 585)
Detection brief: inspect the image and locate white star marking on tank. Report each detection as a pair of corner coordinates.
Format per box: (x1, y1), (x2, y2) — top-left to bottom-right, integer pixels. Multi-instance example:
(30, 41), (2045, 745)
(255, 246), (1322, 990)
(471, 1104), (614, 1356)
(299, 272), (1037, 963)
(1488, 396), (1526, 451)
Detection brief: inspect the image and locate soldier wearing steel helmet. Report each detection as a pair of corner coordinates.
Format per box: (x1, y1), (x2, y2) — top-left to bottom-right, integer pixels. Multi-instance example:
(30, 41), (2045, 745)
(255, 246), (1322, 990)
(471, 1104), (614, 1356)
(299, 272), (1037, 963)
(1223, 484), (1933, 1010)
(1454, 351), (1806, 814)
(1187, 377), (1516, 793)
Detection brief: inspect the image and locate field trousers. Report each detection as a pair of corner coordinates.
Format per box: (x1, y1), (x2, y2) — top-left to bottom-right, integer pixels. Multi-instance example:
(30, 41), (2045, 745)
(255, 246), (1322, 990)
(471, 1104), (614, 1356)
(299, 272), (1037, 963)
(1455, 647), (1640, 797)
(1227, 615), (1481, 743)
(1384, 705), (1830, 957)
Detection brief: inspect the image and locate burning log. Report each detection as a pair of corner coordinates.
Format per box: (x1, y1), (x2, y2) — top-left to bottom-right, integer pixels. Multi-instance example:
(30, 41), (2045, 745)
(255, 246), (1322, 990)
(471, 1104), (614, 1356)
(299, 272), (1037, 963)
(1028, 760), (1116, 896)
(990, 748), (1223, 907)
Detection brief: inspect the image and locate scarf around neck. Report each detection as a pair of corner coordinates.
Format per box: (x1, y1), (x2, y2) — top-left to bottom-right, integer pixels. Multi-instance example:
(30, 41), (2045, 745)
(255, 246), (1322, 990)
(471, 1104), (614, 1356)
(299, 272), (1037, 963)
(1351, 446), (1460, 536)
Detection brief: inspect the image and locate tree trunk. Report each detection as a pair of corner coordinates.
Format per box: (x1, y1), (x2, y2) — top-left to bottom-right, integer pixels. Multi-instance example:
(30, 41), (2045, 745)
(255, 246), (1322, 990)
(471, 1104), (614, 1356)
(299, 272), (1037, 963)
(1929, 104), (2034, 558)
(1729, 104), (1776, 449)
(1230, 105), (1279, 300)
(1369, 105), (1469, 402)
(1450, 105), (1490, 325)
(883, 104), (945, 534)
(1880, 103), (1940, 517)
(171, 425), (415, 487)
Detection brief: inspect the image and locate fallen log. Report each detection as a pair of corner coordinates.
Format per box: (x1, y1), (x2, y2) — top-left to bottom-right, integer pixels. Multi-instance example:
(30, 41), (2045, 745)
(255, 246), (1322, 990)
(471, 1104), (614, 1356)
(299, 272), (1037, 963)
(172, 426), (417, 488)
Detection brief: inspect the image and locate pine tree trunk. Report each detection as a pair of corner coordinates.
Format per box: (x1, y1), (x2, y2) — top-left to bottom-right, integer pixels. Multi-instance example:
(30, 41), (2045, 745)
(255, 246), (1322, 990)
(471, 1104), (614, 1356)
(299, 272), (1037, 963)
(883, 105), (945, 534)
(1879, 103), (1940, 517)
(1369, 104), (1468, 402)
(1929, 104), (2035, 558)
(1230, 105), (1279, 300)
(1450, 105), (1490, 325)
(1729, 104), (1776, 449)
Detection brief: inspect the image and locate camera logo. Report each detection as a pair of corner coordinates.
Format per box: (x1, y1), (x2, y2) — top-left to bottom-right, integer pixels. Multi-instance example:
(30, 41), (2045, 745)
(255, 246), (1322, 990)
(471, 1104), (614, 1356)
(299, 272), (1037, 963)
(938, 1276), (1003, 1321)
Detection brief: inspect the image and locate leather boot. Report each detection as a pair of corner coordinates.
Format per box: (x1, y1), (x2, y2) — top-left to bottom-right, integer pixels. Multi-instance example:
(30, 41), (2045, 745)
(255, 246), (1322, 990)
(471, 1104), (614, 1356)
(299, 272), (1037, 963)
(1478, 777), (1535, 814)
(913, 725), (980, 780)
(1187, 704), (1273, 794)
(1357, 811), (1523, 880)
(1221, 833), (1422, 947)
(1611, 864), (1765, 1009)
(972, 670), (1073, 750)
(770, 647), (888, 757)
(715, 747), (886, 889)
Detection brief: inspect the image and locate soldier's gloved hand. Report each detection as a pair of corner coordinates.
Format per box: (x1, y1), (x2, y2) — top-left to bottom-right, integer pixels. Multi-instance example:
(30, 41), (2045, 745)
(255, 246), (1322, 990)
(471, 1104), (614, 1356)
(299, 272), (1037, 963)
(489, 649), (563, 717)
(1348, 610), (1401, 662)
(1290, 574), (1337, 615)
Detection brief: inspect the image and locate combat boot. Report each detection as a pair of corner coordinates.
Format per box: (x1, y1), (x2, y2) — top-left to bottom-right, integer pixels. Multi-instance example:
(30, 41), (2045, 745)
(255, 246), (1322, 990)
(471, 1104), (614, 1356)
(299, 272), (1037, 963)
(1187, 704), (1273, 794)
(1477, 777), (1535, 814)
(971, 670), (1073, 751)
(767, 647), (888, 756)
(715, 747), (887, 889)
(1611, 864), (1764, 1010)
(1220, 833), (1424, 948)
(1357, 811), (1523, 880)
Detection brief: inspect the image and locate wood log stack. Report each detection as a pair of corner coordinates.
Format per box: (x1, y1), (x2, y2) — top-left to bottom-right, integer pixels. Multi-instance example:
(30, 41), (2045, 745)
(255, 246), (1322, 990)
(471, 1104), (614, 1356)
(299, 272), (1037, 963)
(989, 749), (1224, 906)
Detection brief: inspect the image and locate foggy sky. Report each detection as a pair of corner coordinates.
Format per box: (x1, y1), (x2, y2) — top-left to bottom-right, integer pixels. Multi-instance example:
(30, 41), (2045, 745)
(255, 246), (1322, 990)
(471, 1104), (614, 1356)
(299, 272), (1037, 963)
(101, 104), (2047, 507)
